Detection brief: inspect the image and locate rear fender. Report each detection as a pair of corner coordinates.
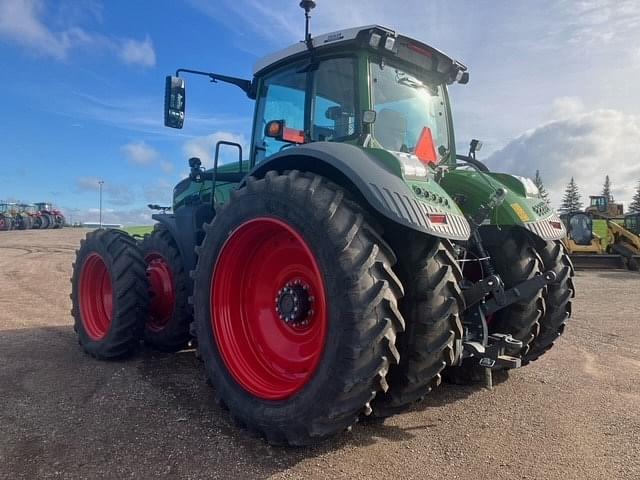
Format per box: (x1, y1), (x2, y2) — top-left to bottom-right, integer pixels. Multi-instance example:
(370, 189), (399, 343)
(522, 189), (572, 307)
(245, 143), (470, 241)
(152, 202), (214, 294)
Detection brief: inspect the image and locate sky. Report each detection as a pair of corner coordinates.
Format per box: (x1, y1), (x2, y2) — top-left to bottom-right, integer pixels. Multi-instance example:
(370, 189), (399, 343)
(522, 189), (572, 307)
(1, 0), (639, 225)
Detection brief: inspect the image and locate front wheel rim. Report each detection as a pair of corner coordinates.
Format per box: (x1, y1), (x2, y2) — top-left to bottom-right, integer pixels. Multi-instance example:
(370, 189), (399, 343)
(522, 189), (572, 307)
(79, 253), (113, 340)
(211, 217), (328, 400)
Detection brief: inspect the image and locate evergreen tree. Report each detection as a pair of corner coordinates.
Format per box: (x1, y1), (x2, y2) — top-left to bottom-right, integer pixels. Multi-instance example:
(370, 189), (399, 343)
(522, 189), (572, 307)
(559, 177), (583, 214)
(533, 169), (550, 204)
(630, 180), (640, 213)
(602, 175), (613, 202)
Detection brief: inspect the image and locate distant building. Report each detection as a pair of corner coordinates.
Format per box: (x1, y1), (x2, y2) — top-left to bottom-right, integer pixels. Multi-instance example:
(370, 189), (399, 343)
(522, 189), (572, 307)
(82, 223), (123, 229)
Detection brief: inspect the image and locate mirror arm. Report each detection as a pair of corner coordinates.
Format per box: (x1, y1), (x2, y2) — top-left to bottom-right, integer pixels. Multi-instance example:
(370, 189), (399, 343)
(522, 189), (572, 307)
(175, 68), (252, 95)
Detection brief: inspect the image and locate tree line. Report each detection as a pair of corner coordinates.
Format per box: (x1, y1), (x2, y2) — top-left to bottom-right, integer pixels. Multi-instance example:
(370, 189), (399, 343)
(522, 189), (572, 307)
(533, 170), (640, 214)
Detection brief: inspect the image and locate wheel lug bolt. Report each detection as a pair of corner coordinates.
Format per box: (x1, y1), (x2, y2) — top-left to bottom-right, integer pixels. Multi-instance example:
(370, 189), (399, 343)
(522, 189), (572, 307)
(308, 296), (314, 302)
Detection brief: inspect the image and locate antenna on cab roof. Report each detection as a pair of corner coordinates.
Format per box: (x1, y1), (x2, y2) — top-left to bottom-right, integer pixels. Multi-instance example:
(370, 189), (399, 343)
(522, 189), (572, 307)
(299, 0), (316, 49)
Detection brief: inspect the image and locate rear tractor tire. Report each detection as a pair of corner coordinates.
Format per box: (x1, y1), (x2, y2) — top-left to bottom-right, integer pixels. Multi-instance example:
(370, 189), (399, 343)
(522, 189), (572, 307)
(524, 240), (575, 363)
(140, 224), (192, 352)
(482, 228), (545, 360)
(40, 214), (50, 229)
(71, 229), (149, 359)
(193, 170), (404, 445)
(0, 215), (10, 231)
(371, 234), (464, 417)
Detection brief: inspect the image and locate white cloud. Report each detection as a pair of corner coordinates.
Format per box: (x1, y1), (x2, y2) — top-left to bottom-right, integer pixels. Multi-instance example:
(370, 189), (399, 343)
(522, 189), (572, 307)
(486, 109), (640, 209)
(143, 179), (173, 205)
(118, 35), (156, 67)
(74, 176), (136, 206)
(74, 176), (101, 192)
(550, 96), (585, 120)
(0, 0), (87, 59)
(121, 141), (158, 166)
(0, 0), (156, 67)
(159, 160), (174, 174)
(182, 131), (248, 168)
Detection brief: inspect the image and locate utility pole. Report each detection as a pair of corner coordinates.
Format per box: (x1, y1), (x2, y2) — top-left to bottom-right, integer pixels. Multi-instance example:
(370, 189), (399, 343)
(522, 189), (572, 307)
(98, 180), (104, 229)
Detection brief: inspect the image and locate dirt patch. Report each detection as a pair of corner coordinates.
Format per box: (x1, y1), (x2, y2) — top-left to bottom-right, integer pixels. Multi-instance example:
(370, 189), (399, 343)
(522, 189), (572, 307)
(0, 229), (638, 479)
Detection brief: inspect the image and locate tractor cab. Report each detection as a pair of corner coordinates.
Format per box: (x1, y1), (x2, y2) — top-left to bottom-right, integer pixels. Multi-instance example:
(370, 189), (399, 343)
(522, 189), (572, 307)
(164, 25), (469, 204)
(589, 195), (608, 212)
(625, 213), (640, 235)
(564, 212), (594, 246)
(248, 26), (466, 167)
(586, 195), (624, 218)
(19, 204), (36, 214)
(35, 202), (53, 212)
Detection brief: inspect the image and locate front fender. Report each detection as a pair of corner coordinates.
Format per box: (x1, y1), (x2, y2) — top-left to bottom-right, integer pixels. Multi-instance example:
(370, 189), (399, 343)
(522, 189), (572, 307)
(440, 169), (565, 241)
(245, 142), (471, 241)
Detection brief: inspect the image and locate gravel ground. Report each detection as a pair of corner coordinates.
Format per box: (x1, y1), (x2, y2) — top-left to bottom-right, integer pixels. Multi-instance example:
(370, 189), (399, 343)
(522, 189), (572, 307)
(0, 229), (638, 479)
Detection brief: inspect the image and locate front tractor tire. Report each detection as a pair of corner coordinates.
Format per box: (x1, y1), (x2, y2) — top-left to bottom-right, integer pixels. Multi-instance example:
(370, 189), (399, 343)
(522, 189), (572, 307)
(193, 171), (404, 445)
(482, 228), (545, 360)
(40, 214), (51, 229)
(71, 229), (149, 359)
(372, 235), (464, 416)
(524, 240), (575, 363)
(140, 224), (192, 352)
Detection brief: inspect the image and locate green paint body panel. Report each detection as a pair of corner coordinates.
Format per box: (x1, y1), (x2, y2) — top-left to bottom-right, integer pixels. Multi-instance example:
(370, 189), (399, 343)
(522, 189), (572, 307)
(439, 168), (552, 225)
(172, 161), (249, 210)
(361, 147), (465, 217)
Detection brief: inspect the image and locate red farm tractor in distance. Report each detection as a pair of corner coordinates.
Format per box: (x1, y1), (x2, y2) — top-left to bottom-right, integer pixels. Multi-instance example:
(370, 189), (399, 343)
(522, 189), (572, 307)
(33, 202), (65, 229)
(70, 2), (574, 446)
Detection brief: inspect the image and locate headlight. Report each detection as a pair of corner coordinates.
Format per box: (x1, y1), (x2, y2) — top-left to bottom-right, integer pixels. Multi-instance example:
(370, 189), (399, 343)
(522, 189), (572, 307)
(394, 152), (428, 179)
(515, 176), (540, 198)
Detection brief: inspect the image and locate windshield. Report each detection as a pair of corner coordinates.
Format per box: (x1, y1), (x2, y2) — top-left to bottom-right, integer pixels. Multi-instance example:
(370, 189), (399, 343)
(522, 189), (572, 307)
(370, 61), (450, 159)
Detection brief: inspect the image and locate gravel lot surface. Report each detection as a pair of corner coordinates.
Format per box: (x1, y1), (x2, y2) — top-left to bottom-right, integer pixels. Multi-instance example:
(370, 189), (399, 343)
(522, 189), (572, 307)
(1, 229), (638, 479)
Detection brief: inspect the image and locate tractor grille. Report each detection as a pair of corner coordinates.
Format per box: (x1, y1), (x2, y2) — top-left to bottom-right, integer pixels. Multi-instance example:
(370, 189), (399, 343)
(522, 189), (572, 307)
(369, 183), (470, 240)
(524, 213), (566, 240)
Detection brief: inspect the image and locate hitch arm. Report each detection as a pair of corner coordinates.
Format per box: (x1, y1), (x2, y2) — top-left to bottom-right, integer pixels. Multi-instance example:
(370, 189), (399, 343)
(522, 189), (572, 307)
(463, 274), (502, 308)
(483, 270), (557, 317)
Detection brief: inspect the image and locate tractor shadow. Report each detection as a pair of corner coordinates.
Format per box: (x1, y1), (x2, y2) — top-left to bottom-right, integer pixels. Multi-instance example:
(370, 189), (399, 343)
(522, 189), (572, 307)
(0, 325), (512, 478)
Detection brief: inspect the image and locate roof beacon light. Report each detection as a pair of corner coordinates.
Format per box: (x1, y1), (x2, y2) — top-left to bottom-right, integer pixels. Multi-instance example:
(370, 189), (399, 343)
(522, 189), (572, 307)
(369, 32), (382, 48)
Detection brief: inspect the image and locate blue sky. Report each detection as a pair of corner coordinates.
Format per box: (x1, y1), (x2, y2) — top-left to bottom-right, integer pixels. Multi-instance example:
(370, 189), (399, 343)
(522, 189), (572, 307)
(1, 0), (639, 224)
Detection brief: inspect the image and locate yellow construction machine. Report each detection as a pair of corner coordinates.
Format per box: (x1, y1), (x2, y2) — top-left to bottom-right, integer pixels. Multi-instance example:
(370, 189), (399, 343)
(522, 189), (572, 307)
(563, 197), (640, 270)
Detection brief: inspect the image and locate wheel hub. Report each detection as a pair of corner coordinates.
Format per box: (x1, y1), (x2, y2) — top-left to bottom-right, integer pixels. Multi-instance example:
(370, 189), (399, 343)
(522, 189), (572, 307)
(275, 280), (314, 326)
(211, 217), (328, 400)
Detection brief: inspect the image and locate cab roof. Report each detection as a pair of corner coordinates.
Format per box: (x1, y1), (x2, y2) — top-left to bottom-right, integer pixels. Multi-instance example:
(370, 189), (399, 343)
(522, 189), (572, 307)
(253, 25), (468, 85)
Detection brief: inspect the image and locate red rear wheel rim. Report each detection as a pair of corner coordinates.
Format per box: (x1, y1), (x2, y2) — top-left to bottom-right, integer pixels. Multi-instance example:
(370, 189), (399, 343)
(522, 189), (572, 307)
(212, 217), (328, 400)
(79, 253), (113, 340)
(145, 253), (176, 332)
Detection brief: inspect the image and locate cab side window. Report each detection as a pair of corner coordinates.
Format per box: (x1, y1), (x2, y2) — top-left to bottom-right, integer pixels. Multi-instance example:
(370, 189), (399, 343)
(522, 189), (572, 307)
(311, 58), (356, 141)
(254, 66), (306, 162)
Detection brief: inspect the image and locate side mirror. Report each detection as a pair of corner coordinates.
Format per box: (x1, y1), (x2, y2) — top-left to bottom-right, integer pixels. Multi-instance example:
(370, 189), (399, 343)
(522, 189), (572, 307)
(164, 76), (185, 129)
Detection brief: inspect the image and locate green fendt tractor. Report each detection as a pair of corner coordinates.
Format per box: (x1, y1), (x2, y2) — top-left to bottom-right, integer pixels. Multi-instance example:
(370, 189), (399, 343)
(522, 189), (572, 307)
(71, 3), (574, 445)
